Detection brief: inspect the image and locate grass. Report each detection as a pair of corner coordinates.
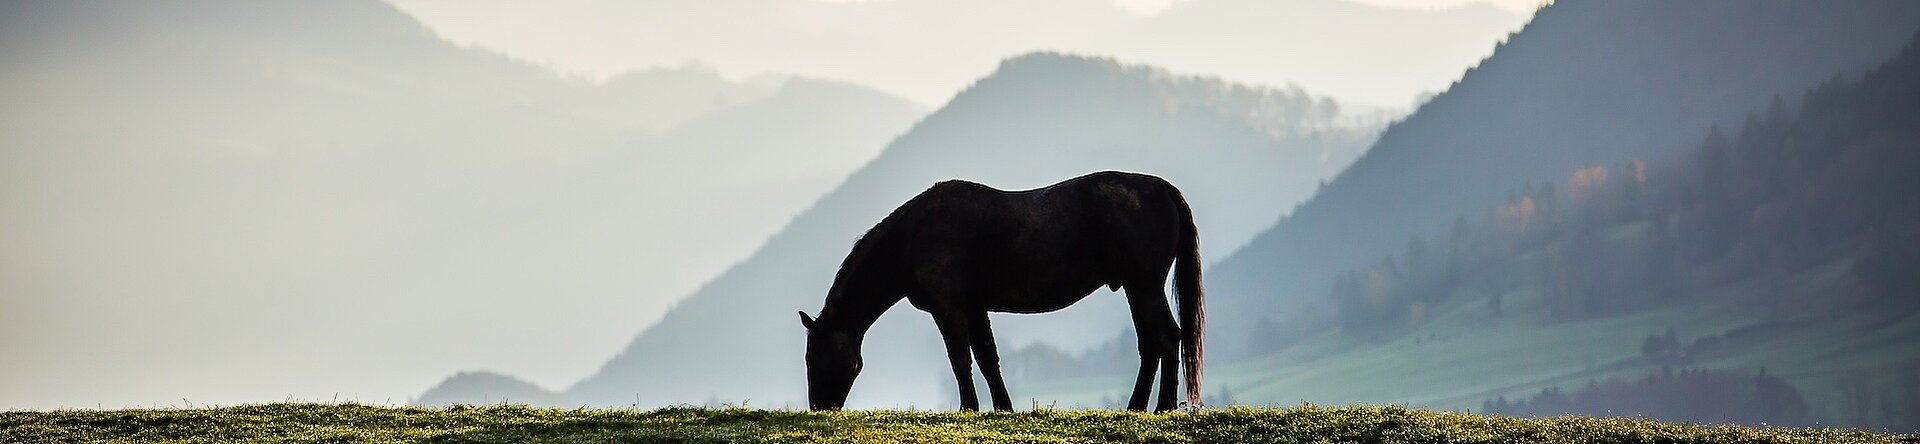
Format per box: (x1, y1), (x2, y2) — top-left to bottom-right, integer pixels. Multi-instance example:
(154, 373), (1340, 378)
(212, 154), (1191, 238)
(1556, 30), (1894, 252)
(3, 403), (1911, 443)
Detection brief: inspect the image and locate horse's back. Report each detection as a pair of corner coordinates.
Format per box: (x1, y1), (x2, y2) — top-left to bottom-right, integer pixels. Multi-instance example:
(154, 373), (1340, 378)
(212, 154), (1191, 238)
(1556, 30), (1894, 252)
(916, 171), (1186, 293)
(914, 172), (1179, 233)
(1034, 171), (1176, 196)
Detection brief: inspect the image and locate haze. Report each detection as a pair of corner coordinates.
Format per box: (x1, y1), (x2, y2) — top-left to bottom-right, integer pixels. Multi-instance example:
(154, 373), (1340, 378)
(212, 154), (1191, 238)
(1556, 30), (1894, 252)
(386, 0), (1543, 107)
(0, 0), (1534, 410)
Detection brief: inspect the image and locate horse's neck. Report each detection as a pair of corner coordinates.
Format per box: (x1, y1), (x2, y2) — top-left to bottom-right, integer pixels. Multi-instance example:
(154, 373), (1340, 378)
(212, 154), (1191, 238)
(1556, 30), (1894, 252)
(822, 285), (902, 335)
(823, 194), (922, 334)
(821, 259), (905, 335)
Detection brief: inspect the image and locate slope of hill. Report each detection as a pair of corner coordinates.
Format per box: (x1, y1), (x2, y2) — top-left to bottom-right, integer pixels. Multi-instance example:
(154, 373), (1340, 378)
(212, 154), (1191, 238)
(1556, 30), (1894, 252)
(1375, 33), (1920, 431)
(566, 77), (929, 310)
(0, 0), (922, 409)
(1204, 0), (1920, 358)
(418, 53), (1384, 408)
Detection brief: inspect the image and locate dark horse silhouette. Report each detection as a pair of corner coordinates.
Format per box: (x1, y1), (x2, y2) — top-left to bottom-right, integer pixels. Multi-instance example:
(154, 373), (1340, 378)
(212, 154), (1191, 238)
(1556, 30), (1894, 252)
(799, 171), (1204, 412)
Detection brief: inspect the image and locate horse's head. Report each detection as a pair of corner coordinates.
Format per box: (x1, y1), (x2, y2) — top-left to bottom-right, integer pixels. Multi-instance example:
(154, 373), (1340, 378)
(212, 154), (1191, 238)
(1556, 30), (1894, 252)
(799, 311), (861, 411)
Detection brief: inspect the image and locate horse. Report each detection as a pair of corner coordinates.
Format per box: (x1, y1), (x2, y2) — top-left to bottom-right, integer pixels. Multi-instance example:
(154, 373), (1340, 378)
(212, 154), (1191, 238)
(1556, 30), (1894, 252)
(798, 170), (1205, 412)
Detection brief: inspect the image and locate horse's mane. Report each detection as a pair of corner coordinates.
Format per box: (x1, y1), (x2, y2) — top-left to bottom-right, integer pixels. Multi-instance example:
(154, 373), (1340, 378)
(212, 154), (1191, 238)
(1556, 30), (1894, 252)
(819, 183), (947, 323)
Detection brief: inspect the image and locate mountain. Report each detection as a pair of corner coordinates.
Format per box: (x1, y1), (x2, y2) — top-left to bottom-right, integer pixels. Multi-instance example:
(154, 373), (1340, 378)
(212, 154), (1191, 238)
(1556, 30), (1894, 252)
(568, 77), (929, 306)
(1462, 35), (1920, 429)
(0, 0), (922, 409)
(1202, 0), (1920, 358)
(1197, 32), (1920, 431)
(416, 53), (1384, 408)
(412, 371), (559, 407)
(565, 63), (781, 135)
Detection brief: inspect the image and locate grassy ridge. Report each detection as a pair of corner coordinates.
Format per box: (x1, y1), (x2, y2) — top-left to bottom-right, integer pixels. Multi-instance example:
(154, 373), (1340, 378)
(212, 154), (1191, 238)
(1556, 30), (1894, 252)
(2, 404), (1908, 443)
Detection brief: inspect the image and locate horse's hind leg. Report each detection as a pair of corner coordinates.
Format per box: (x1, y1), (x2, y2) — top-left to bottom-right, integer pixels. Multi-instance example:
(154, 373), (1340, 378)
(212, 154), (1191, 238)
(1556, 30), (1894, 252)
(931, 309), (980, 411)
(967, 311), (1015, 411)
(1126, 330), (1159, 411)
(1156, 337), (1179, 411)
(1126, 284), (1183, 412)
(1125, 285), (1181, 411)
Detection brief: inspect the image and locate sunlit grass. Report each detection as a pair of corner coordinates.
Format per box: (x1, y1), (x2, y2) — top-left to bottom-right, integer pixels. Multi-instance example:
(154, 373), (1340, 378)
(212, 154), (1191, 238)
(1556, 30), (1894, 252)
(3, 403), (1907, 443)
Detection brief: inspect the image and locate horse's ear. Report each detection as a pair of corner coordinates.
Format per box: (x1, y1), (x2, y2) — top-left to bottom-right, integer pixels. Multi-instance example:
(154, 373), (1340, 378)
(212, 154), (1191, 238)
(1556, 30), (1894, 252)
(799, 311), (817, 330)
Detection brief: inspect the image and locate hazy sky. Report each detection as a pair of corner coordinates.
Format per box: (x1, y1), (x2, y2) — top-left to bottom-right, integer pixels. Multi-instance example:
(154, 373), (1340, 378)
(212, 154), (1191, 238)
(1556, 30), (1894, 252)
(385, 0), (1543, 107)
(915, 0), (1546, 15)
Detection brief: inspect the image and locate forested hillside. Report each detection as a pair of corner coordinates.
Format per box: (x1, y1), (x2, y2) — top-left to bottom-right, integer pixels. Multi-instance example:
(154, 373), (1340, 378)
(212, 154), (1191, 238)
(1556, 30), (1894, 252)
(1326, 33), (1920, 430)
(1203, 0), (1920, 359)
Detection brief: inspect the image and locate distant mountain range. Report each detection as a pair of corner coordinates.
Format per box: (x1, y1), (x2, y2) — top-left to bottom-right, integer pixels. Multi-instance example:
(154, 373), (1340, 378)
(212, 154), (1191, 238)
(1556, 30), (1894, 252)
(415, 0), (1920, 411)
(0, 0), (922, 409)
(416, 53), (1384, 408)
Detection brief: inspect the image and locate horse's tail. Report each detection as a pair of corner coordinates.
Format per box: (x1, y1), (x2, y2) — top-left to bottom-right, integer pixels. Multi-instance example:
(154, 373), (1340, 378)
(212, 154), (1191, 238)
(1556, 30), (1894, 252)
(1171, 186), (1205, 407)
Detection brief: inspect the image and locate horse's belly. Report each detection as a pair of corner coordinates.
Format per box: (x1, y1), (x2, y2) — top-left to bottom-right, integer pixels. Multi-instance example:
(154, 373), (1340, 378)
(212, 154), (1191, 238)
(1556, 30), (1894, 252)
(974, 227), (1114, 313)
(980, 279), (1105, 314)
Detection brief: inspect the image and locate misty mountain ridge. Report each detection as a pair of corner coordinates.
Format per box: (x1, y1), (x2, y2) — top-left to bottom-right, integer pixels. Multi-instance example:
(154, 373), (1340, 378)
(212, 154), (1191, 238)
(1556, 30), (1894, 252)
(0, 0), (924, 409)
(555, 62), (785, 136)
(574, 76), (929, 290)
(0, 1), (792, 162)
(416, 52), (1385, 408)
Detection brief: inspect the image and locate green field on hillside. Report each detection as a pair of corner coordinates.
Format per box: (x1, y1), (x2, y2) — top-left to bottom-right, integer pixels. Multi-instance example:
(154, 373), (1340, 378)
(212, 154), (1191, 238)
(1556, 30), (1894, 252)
(2, 403), (1909, 443)
(1021, 243), (1920, 429)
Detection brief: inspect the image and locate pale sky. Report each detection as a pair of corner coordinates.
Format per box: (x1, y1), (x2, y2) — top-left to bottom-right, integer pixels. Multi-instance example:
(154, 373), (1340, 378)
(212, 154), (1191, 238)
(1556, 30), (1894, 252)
(385, 0), (1543, 107)
(1126, 0), (1545, 15)
(710, 0), (1545, 20)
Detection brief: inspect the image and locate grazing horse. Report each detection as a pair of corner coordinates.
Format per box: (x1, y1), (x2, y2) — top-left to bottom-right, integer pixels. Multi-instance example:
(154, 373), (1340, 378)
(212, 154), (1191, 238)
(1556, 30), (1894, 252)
(798, 171), (1205, 412)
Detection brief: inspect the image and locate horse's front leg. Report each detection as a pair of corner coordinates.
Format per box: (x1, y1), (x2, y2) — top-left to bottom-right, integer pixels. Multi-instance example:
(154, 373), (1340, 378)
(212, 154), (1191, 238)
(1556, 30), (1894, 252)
(930, 309), (979, 411)
(967, 311), (1014, 411)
